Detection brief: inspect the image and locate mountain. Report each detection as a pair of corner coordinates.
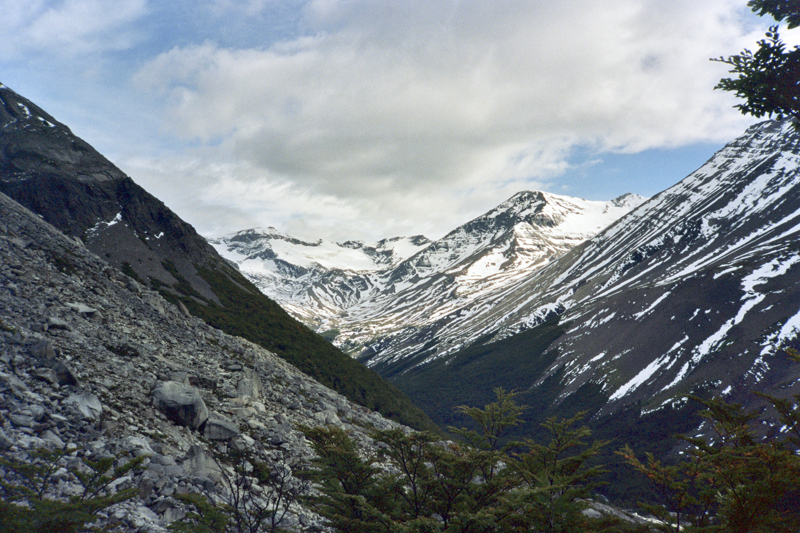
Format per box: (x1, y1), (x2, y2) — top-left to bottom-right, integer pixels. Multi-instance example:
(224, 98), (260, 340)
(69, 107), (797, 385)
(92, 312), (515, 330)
(0, 82), (435, 432)
(0, 188), (412, 531)
(210, 191), (646, 354)
(388, 120), (800, 441)
(209, 229), (432, 327)
(212, 120), (800, 504)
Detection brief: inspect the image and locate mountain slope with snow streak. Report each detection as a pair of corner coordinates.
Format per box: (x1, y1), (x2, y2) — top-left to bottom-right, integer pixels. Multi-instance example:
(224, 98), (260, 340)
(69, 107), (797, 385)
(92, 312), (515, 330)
(388, 120), (800, 428)
(209, 191), (645, 346)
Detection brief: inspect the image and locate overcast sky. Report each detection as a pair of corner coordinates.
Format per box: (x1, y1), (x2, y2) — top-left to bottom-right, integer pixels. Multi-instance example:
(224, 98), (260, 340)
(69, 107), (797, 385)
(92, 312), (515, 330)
(1, 0), (791, 242)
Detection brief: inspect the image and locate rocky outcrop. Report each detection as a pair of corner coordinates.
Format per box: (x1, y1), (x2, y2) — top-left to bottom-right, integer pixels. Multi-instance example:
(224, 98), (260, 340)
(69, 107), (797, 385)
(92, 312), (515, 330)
(0, 191), (401, 532)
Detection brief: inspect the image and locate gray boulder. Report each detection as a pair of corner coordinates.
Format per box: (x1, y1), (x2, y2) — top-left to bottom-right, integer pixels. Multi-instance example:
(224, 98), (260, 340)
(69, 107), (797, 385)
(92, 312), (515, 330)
(237, 368), (262, 399)
(204, 414), (240, 440)
(152, 381), (208, 430)
(65, 392), (103, 420)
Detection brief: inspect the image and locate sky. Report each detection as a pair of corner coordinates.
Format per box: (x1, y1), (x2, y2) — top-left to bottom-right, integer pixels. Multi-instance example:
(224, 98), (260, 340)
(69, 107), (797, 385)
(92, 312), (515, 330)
(1, 0), (793, 242)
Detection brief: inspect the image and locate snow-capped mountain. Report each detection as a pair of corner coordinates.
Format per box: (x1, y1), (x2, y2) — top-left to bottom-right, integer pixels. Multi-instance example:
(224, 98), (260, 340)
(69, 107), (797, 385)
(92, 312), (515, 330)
(209, 191), (646, 348)
(208, 229), (433, 324)
(386, 120), (800, 429)
(212, 119), (800, 440)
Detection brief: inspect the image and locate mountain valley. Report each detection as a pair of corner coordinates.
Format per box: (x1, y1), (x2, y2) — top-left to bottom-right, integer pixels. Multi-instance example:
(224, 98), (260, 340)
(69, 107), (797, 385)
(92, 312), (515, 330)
(2, 79), (800, 527)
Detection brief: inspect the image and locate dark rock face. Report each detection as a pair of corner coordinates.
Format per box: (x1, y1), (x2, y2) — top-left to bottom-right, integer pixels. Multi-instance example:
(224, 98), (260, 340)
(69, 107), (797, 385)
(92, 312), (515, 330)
(0, 83), (219, 299)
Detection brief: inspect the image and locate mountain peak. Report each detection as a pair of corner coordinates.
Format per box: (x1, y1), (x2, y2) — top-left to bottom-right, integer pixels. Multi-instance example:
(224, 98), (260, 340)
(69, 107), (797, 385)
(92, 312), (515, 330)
(610, 192), (647, 208)
(0, 82), (62, 130)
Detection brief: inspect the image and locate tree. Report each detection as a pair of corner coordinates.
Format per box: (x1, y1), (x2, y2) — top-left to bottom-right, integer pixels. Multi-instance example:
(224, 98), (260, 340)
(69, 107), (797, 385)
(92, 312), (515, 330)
(0, 446), (144, 533)
(621, 349), (800, 532)
(507, 413), (610, 533)
(302, 390), (641, 533)
(712, 1), (800, 125)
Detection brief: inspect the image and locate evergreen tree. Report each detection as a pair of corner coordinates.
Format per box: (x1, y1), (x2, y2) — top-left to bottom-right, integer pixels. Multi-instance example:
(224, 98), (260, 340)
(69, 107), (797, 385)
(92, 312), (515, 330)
(712, 1), (800, 125)
(622, 350), (800, 532)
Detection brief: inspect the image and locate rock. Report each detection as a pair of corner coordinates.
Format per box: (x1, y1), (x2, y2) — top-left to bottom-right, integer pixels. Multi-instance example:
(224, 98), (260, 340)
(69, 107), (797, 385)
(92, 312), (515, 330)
(30, 339), (57, 360)
(65, 392), (103, 420)
(182, 445), (221, 481)
(46, 317), (70, 330)
(152, 381), (209, 430)
(51, 360), (79, 386)
(177, 300), (191, 317)
(65, 302), (98, 316)
(32, 367), (58, 384)
(203, 415), (240, 441)
(237, 368), (262, 399)
(0, 370), (29, 392)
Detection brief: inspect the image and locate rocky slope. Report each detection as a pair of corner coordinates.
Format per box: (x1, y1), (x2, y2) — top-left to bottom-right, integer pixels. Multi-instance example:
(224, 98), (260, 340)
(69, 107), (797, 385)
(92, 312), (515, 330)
(210, 191), (646, 355)
(0, 190), (407, 531)
(0, 82), (434, 432)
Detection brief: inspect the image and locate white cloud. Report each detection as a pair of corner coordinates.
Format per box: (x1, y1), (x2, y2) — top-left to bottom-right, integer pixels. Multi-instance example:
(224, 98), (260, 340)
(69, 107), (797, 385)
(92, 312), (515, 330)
(0, 0), (148, 58)
(129, 0), (765, 240)
(8, 0), (776, 242)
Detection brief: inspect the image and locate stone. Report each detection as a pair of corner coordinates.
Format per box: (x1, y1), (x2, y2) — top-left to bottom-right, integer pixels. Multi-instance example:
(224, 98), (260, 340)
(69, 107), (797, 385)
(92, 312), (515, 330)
(65, 302), (98, 316)
(182, 445), (221, 481)
(152, 381), (208, 430)
(203, 415), (240, 441)
(30, 339), (56, 360)
(237, 368), (262, 400)
(46, 317), (70, 330)
(32, 367), (58, 384)
(64, 393), (103, 420)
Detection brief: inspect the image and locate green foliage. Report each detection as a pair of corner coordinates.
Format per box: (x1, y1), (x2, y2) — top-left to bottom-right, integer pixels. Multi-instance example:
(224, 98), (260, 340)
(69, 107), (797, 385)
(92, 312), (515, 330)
(302, 391), (636, 533)
(450, 387), (524, 452)
(507, 412), (610, 533)
(748, 0), (800, 29)
(0, 447), (145, 533)
(168, 493), (230, 533)
(712, 2), (800, 124)
(621, 360), (800, 533)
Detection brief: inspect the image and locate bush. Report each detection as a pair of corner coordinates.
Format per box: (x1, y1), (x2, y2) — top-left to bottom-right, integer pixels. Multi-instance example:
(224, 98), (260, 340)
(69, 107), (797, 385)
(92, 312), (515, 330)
(0, 447), (145, 533)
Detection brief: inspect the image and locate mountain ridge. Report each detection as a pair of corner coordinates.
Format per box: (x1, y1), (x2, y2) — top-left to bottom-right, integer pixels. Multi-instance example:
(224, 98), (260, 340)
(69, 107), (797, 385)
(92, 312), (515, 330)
(210, 189), (646, 355)
(0, 82), (436, 432)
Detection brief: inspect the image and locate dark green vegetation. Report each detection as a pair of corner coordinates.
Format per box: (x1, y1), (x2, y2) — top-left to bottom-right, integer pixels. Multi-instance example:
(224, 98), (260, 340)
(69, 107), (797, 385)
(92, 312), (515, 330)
(386, 319), (726, 507)
(150, 259), (439, 433)
(0, 447), (145, 533)
(385, 319), (566, 429)
(713, 0), (800, 124)
(301, 382), (800, 533)
(302, 389), (646, 533)
(621, 387), (800, 531)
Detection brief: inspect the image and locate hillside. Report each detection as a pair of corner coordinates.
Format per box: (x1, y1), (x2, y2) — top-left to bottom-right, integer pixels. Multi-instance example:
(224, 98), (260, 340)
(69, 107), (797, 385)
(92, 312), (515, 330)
(0, 82), (435, 433)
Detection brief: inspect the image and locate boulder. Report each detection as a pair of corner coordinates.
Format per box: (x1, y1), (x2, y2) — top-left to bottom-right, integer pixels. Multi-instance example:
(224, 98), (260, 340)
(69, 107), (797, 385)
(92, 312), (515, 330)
(152, 381), (208, 430)
(204, 414), (240, 440)
(65, 392), (103, 420)
(182, 445), (221, 481)
(237, 368), (262, 399)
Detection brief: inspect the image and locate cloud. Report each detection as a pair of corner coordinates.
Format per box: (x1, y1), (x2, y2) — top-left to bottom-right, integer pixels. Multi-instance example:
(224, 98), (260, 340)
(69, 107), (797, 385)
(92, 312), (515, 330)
(48, 0), (774, 240)
(0, 0), (148, 58)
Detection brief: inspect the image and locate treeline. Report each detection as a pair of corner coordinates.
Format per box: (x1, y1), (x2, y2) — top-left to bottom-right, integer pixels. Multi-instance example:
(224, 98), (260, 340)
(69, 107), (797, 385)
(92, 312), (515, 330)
(302, 375), (800, 533)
